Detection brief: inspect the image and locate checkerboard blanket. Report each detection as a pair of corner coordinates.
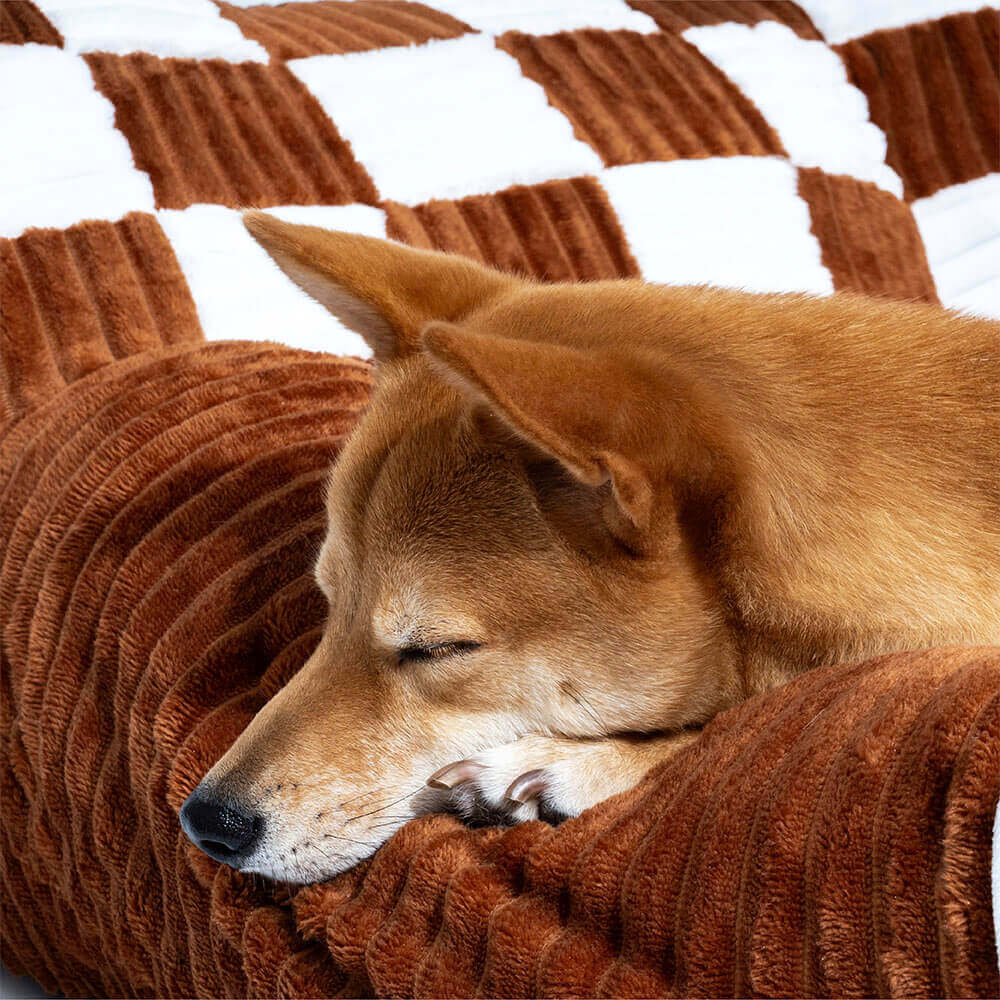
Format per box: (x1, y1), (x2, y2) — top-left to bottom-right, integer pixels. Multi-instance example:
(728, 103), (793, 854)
(2, 0), (998, 383)
(1, 2), (999, 998)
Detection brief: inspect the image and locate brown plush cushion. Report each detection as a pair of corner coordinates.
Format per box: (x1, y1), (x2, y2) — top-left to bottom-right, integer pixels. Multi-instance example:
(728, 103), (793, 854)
(2, 340), (997, 997)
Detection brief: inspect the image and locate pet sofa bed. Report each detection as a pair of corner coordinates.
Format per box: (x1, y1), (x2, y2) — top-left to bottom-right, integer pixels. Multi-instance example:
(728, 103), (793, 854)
(2, 1), (998, 996)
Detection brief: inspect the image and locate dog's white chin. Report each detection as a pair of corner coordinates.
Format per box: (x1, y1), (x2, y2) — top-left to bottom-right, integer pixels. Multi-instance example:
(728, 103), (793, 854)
(238, 853), (362, 884)
(238, 826), (398, 884)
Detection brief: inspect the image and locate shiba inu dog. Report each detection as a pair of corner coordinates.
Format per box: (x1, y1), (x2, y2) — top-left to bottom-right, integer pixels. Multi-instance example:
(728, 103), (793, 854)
(179, 212), (1000, 884)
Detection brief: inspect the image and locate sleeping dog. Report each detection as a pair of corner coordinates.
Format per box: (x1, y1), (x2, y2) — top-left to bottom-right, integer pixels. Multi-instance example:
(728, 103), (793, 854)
(180, 212), (999, 883)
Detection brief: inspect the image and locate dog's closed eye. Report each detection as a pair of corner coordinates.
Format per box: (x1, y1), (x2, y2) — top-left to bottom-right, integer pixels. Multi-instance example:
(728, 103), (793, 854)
(398, 641), (482, 664)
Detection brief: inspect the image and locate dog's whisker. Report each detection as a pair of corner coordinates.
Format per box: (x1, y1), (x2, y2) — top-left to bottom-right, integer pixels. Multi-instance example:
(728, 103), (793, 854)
(336, 784), (403, 810)
(311, 844), (340, 879)
(342, 784), (427, 825)
(337, 790), (369, 809)
(321, 831), (378, 849)
(564, 685), (627, 763)
(565, 684), (608, 735)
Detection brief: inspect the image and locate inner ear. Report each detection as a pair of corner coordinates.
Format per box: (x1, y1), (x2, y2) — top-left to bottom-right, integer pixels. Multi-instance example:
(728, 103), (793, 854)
(424, 323), (661, 547)
(476, 412), (655, 559)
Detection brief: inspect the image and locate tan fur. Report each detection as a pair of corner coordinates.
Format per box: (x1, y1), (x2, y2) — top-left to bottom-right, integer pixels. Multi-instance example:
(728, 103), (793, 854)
(194, 213), (999, 882)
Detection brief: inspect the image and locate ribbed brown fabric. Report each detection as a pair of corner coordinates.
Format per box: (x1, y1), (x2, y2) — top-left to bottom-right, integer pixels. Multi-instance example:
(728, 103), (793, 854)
(85, 54), (379, 210)
(1, 378), (996, 1000)
(798, 169), (939, 303)
(217, 0), (471, 61)
(0, 1), (62, 45)
(836, 8), (1000, 202)
(384, 177), (640, 281)
(0, 213), (203, 422)
(627, 0), (821, 39)
(1, 341), (373, 996)
(496, 29), (785, 167)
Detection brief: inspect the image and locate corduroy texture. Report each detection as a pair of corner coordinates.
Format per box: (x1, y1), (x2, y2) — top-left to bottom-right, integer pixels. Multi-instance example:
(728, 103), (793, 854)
(383, 177), (640, 282)
(217, 1), (473, 61)
(1, 341), (372, 996)
(836, 9), (1000, 202)
(1, 338), (998, 998)
(625, 0), (822, 38)
(0, 212), (204, 423)
(797, 168), (939, 302)
(12, 0), (947, 313)
(84, 53), (380, 210)
(495, 28), (787, 167)
(0, 1), (62, 46)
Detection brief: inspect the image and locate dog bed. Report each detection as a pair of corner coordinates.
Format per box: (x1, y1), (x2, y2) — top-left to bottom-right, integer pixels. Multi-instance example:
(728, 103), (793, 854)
(2, 1), (999, 997)
(2, 336), (998, 997)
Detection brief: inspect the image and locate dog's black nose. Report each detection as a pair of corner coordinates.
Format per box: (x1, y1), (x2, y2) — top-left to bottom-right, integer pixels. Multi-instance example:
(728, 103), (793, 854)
(179, 787), (262, 865)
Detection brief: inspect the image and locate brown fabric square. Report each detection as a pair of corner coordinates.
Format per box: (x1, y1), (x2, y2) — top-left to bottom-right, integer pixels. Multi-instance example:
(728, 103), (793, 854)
(798, 168), (938, 304)
(496, 29), (785, 167)
(0, 213), (203, 420)
(85, 53), (379, 210)
(836, 9), (1000, 202)
(217, 0), (472, 61)
(384, 177), (639, 282)
(0, 1), (62, 45)
(627, 0), (820, 39)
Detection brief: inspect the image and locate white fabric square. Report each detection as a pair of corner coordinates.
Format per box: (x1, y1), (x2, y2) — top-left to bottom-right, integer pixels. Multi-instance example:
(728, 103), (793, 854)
(35, 0), (268, 61)
(159, 204), (388, 356)
(425, 0), (658, 35)
(289, 34), (603, 204)
(600, 158), (834, 296)
(221, 0), (324, 5)
(912, 173), (1000, 320)
(796, 0), (988, 45)
(0, 45), (155, 239)
(684, 21), (903, 197)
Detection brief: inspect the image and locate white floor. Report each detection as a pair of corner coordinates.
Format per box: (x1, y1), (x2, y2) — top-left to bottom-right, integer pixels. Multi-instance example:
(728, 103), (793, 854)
(0, 964), (54, 998)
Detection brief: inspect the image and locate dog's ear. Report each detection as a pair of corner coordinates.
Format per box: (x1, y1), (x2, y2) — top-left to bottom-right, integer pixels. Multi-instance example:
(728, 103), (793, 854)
(243, 212), (514, 362)
(421, 323), (678, 548)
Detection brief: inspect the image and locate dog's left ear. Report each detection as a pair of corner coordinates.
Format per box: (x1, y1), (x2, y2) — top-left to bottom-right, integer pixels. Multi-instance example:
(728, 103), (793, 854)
(243, 212), (514, 363)
(422, 323), (668, 544)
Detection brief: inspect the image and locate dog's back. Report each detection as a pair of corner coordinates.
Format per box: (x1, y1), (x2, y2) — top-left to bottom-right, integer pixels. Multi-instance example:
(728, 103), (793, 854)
(627, 286), (1000, 682)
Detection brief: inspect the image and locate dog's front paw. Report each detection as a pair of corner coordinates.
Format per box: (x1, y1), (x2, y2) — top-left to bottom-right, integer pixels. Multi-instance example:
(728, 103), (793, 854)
(427, 735), (630, 828)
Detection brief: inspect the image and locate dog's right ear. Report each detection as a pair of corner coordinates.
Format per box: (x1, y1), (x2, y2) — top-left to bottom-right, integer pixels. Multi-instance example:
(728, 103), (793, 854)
(243, 212), (515, 363)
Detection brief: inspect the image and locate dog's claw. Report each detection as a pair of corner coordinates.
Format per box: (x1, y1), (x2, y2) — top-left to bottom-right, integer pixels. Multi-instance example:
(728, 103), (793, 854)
(504, 768), (547, 804)
(427, 759), (486, 790)
(431, 753), (570, 828)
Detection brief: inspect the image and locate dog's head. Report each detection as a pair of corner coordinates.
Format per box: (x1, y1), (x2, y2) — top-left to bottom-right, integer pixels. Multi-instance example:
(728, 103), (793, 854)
(180, 214), (737, 882)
